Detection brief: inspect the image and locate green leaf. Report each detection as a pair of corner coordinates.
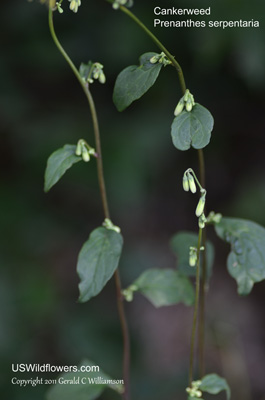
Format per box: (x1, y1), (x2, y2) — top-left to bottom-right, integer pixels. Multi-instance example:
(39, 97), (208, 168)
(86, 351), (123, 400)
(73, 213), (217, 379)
(46, 359), (124, 400)
(170, 231), (214, 279)
(77, 227), (123, 302)
(44, 144), (81, 192)
(132, 268), (194, 307)
(200, 373), (231, 399)
(215, 217), (265, 295)
(171, 103), (214, 151)
(113, 52), (163, 111)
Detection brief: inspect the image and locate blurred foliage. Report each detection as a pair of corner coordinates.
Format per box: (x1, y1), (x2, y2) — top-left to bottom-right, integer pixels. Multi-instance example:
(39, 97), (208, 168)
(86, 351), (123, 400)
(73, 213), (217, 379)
(1, 0), (265, 399)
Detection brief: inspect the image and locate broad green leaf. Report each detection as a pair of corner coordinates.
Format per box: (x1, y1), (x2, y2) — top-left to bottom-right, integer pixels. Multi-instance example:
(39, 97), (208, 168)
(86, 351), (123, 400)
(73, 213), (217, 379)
(44, 144), (81, 192)
(215, 217), (265, 295)
(200, 373), (231, 399)
(170, 231), (214, 279)
(113, 52), (163, 111)
(46, 359), (124, 400)
(77, 227), (123, 302)
(171, 103), (214, 151)
(132, 268), (194, 307)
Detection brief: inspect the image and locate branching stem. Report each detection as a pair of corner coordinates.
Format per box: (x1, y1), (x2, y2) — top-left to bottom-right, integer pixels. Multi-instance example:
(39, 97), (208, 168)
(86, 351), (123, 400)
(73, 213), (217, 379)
(118, 3), (208, 386)
(48, 8), (130, 399)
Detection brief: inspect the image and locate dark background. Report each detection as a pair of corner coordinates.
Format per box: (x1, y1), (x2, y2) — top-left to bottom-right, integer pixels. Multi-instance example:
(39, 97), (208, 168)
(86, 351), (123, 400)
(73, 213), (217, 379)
(1, 0), (265, 399)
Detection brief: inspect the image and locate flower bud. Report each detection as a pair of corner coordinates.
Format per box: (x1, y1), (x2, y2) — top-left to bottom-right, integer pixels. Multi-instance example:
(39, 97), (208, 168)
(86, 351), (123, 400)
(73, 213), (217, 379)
(75, 139), (83, 156)
(189, 252), (197, 267)
(182, 174), (189, 192)
(196, 194), (206, 217)
(150, 55), (158, 64)
(185, 98), (193, 112)
(187, 173), (196, 193)
(198, 216), (205, 229)
(99, 72), (106, 84)
(174, 99), (184, 116)
(81, 144), (90, 162)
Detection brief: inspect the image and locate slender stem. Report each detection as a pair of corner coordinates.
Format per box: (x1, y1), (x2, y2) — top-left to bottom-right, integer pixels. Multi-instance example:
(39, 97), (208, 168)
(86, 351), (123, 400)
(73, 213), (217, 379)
(189, 227), (203, 386)
(48, 9), (130, 399)
(197, 149), (207, 378)
(114, 272), (131, 399)
(119, 5), (186, 94)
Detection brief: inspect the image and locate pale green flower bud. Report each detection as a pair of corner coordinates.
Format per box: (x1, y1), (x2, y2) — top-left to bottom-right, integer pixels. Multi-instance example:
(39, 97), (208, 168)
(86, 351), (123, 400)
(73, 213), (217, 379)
(189, 252), (197, 267)
(185, 98), (193, 112)
(150, 55), (159, 64)
(56, 2), (64, 13)
(122, 289), (133, 302)
(198, 213), (207, 229)
(196, 194), (206, 217)
(81, 143), (90, 162)
(99, 72), (106, 84)
(187, 173), (196, 193)
(69, 0), (80, 13)
(174, 98), (184, 116)
(182, 174), (189, 192)
(112, 3), (119, 9)
(75, 139), (84, 156)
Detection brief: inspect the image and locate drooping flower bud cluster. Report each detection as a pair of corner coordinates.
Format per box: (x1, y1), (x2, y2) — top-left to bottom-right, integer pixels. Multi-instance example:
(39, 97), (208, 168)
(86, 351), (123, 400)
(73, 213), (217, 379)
(186, 380), (203, 398)
(183, 171), (197, 193)
(182, 169), (207, 229)
(92, 63), (106, 84)
(56, 1), (63, 13)
(174, 89), (195, 116)
(79, 62), (106, 85)
(68, 0), (81, 13)
(149, 52), (172, 66)
(75, 139), (97, 162)
(122, 284), (138, 302)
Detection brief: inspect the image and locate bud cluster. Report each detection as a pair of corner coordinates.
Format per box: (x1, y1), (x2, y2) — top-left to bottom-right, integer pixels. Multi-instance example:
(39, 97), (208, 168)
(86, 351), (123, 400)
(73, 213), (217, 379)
(79, 62), (106, 85)
(75, 139), (97, 162)
(91, 63), (106, 84)
(112, 0), (128, 10)
(68, 0), (81, 13)
(56, 1), (63, 13)
(150, 52), (172, 66)
(182, 169), (207, 229)
(189, 246), (204, 267)
(174, 89), (195, 116)
(102, 218), (121, 233)
(183, 171), (197, 193)
(186, 380), (203, 399)
(122, 285), (138, 302)
(206, 211), (222, 224)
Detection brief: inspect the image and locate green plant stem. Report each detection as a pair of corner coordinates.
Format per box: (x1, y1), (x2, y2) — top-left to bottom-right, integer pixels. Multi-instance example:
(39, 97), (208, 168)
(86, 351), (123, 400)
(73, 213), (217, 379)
(189, 227), (203, 386)
(119, 5), (186, 94)
(197, 149), (207, 378)
(48, 8), (130, 399)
